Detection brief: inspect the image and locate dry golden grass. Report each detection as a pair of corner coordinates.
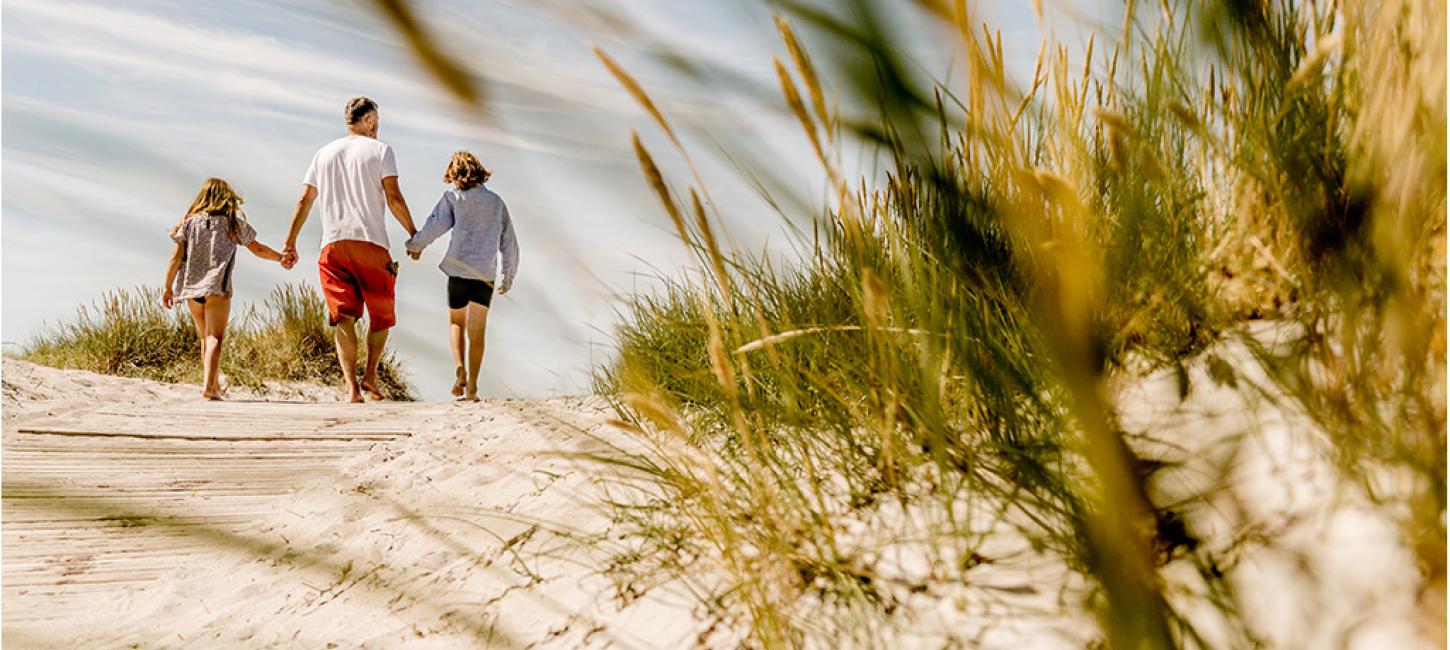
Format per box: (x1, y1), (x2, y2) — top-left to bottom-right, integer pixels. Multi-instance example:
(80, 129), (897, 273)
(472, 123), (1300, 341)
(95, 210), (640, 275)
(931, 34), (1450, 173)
(371, 0), (1444, 645)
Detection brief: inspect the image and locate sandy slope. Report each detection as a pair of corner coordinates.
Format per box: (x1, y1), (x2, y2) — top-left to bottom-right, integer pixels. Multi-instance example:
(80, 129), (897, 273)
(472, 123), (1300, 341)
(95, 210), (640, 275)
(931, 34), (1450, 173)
(1114, 324), (1442, 649)
(2, 342), (1441, 649)
(2, 360), (707, 649)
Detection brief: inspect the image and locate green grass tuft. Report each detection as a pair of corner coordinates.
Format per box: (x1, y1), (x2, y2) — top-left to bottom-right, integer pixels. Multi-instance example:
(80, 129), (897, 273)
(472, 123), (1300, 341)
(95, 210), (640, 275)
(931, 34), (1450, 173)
(23, 283), (415, 400)
(588, 0), (1445, 646)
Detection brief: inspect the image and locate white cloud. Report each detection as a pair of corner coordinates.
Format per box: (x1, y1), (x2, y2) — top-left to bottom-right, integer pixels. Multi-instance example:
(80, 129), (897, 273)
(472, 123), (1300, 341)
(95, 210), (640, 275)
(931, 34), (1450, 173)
(0, 0), (850, 398)
(2, 0), (604, 159)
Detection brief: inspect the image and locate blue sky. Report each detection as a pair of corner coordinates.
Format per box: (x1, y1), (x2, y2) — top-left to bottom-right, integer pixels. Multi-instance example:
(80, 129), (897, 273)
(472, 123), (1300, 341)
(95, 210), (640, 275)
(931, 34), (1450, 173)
(2, 0), (1090, 399)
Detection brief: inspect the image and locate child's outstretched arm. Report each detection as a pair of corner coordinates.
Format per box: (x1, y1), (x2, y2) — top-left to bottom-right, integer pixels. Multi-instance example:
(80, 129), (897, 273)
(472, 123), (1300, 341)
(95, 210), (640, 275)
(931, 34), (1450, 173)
(405, 194), (455, 260)
(162, 241), (185, 308)
(246, 241), (286, 264)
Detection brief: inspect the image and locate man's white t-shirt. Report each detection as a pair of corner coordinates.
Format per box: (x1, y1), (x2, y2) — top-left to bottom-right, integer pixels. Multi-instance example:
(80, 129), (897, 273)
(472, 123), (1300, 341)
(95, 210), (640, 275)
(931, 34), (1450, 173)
(303, 135), (399, 250)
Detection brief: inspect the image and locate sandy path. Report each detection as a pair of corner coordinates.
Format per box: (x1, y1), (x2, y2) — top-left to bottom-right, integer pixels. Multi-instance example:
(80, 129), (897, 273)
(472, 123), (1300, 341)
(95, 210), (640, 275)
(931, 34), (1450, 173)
(4, 400), (421, 628)
(6, 333), (1436, 648)
(2, 361), (705, 649)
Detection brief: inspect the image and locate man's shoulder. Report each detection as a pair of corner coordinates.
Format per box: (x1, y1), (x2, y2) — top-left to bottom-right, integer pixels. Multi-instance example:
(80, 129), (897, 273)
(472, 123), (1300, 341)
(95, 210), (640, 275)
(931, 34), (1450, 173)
(318, 136), (391, 157)
(354, 136), (393, 155)
(353, 138), (395, 170)
(315, 135), (351, 153)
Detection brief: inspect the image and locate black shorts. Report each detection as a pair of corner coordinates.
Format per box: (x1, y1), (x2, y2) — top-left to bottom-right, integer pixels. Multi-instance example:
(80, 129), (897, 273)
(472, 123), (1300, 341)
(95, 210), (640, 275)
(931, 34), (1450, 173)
(447, 277), (494, 309)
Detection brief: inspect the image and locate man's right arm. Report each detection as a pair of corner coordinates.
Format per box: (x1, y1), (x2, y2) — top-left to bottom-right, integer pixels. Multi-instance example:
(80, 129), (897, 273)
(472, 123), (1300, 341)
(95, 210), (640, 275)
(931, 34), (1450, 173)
(282, 184), (318, 267)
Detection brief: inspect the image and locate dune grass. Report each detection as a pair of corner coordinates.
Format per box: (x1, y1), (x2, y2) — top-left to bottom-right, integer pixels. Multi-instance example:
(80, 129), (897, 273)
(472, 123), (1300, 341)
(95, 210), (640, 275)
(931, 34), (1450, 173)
(22, 283), (415, 400)
(364, 0), (1443, 645)
(583, 0), (1444, 647)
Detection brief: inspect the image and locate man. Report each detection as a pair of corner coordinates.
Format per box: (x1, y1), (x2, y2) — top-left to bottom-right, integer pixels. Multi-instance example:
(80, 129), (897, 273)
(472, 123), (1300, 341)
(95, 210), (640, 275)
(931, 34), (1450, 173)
(282, 96), (417, 402)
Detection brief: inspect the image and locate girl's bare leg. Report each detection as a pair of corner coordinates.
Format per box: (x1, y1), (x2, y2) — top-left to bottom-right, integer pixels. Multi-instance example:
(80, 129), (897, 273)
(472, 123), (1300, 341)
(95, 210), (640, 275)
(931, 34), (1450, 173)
(200, 296), (231, 400)
(448, 307), (467, 397)
(186, 300), (208, 398)
(464, 303), (488, 401)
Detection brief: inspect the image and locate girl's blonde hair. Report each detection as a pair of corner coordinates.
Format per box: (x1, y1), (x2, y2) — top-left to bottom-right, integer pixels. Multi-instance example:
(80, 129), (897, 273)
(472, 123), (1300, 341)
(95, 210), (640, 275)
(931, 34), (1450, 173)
(443, 151), (491, 190)
(181, 178), (247, 241)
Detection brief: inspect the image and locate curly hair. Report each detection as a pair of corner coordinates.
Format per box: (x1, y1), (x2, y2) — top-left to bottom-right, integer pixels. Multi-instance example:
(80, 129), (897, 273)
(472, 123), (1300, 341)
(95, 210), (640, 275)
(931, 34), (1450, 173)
(443, 151), (491, 190)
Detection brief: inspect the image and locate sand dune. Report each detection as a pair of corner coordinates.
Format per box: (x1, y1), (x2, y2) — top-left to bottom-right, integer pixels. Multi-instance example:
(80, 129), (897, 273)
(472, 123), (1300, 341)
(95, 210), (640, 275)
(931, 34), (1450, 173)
(2, 349), (1440, 648)
(2, 360), (706, 648)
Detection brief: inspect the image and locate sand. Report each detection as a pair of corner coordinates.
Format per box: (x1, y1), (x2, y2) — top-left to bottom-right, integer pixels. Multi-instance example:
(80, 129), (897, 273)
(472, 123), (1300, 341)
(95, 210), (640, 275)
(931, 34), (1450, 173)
(1113, 323), (1444, 649)
(2, 339), (1442, 648)
(3, 359), (707, 648)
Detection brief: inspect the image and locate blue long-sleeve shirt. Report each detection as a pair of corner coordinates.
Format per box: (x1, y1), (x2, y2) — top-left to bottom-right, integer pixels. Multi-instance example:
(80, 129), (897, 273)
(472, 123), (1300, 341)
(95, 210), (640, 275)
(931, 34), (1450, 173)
(405, 185), (519, 292)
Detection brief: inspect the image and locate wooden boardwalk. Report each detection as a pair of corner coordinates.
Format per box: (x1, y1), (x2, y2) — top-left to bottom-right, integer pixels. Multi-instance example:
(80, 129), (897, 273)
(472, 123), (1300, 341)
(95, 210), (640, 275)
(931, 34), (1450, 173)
(2, 400), (427, 630)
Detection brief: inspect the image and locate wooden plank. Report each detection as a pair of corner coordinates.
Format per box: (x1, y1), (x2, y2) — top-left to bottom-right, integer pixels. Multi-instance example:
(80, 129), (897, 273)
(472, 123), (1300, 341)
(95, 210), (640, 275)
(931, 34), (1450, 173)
(3, 399), (428, 628)
(14, 428), (409, 441)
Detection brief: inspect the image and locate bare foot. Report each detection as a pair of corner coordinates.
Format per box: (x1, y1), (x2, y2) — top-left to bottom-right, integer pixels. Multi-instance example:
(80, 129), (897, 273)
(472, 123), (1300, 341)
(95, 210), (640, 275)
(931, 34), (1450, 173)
(202, 389), (223, 401)
(345, 383), (365, 403)
(359, 377), (385, 401)
(463, 390), (480, 402)
(451, 367), (466, 397)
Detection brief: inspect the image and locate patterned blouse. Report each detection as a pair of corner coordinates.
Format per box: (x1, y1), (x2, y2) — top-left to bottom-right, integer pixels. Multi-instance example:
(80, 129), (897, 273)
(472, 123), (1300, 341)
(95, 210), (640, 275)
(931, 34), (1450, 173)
(170, 213), (257, 302)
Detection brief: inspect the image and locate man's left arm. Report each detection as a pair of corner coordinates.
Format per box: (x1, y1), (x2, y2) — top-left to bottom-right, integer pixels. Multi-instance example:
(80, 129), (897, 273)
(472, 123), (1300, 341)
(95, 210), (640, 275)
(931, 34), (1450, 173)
(382, 175), (418, 238)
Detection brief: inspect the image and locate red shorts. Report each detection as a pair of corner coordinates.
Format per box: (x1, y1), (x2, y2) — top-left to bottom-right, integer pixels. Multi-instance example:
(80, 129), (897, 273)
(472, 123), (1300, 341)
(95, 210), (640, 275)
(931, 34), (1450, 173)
(318, 240), (397, 332)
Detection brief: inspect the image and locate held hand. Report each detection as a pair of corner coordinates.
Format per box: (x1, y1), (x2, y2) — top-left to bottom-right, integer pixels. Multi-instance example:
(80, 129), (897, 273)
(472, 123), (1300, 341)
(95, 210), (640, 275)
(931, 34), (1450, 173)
(162, 288), (174, 309)
(280, 247), (298, 270)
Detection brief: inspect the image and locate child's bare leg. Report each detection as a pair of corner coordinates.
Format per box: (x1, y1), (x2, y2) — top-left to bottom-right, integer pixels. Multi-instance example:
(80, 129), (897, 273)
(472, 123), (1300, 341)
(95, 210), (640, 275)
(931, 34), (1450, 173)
(448, 307), (467, 396)
(186, 300), (208, 397)
(333, 317), (363, 403)
(464, 303), (488, 400)
(200, 296), (231, 399)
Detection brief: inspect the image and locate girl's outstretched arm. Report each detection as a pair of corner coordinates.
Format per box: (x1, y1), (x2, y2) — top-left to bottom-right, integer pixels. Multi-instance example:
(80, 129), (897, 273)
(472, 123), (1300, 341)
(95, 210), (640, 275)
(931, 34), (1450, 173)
(246, 241), (286, 264)
(163, 241), (186, 308)
(405, 194), (455, 258)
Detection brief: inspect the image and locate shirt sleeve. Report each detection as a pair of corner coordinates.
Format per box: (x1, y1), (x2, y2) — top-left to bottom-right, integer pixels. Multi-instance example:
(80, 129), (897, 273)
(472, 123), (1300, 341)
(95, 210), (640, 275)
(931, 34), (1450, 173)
(302, 151), (320, 188)
(498, 201), (519, 292)
(236, 220), (258, 246)
(169, 220), (188, 244)
(405, 193), (454, 253)
(380, 144), (399, 179)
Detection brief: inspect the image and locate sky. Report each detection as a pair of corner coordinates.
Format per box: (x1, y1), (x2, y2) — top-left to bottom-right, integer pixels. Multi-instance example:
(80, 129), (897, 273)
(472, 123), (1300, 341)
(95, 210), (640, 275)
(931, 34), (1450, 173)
(1, 0), (1093, 399)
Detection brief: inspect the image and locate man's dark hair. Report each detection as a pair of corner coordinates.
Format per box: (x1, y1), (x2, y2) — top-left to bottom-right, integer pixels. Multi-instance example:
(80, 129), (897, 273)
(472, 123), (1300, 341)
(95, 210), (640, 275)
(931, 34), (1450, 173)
(344, 96), (378, 125)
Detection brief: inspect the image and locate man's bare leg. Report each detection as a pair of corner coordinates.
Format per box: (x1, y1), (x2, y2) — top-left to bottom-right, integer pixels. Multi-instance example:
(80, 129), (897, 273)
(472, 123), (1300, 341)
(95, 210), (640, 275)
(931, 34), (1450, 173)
(448, 308), (467, 397)
(359, 327), (389, 400)
(334, 317), (363, 403)
(464, 303), (488, 401)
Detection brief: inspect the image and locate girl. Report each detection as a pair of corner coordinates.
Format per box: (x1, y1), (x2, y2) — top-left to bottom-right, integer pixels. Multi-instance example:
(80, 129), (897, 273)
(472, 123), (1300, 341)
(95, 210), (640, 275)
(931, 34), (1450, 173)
(405, 151), (520, 401)
(162, 178), (289, 400)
